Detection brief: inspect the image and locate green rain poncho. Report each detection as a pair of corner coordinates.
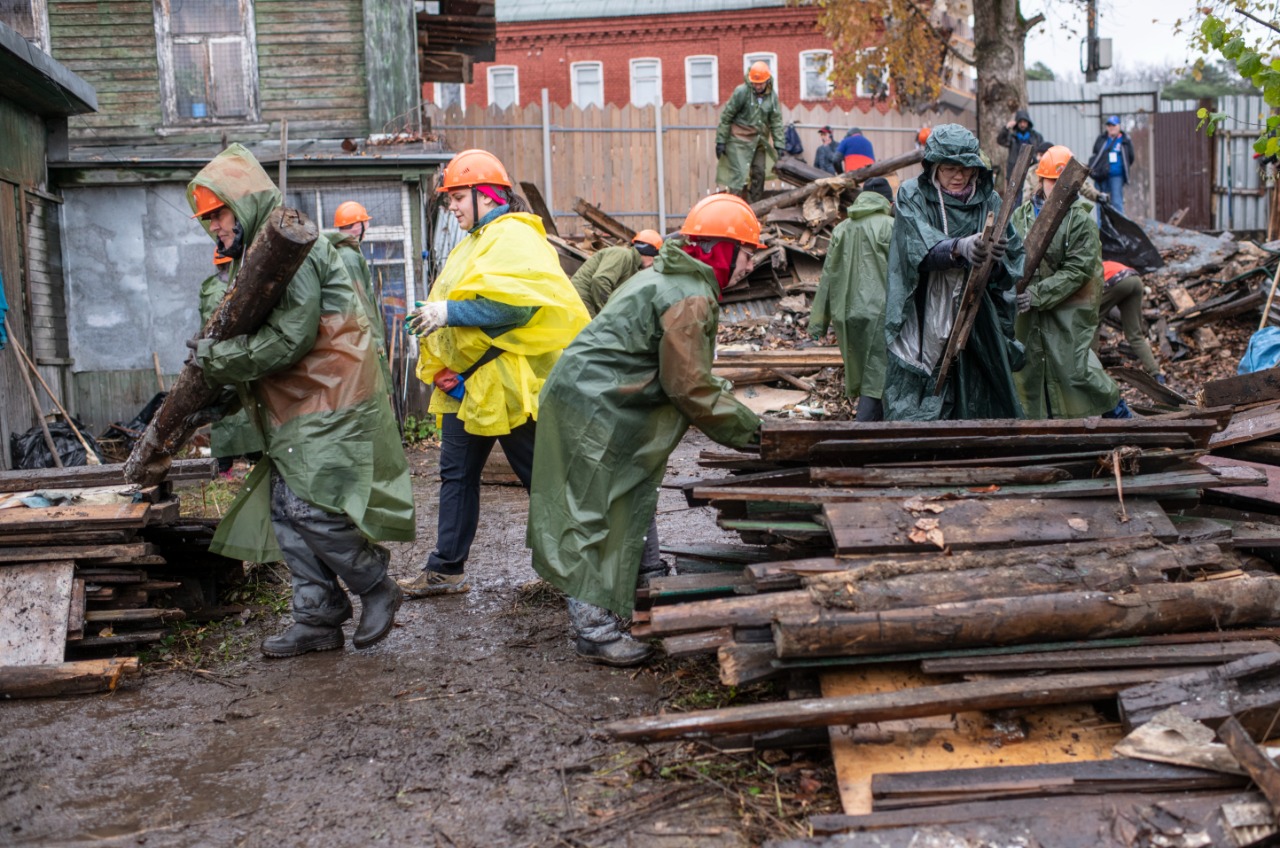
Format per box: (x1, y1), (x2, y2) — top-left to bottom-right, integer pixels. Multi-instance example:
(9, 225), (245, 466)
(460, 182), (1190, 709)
(190, 144), (414, 562)
(1012, 196), (1120, 418)
(326, 232), (393, 392)
(811, 191), (894, 400)
(570, 244), (643, 317)
(198, 270), (263, 460)
(527, 241), (761, 616)
(715, 74), (785, 192)
(881, 124), (1027, 421)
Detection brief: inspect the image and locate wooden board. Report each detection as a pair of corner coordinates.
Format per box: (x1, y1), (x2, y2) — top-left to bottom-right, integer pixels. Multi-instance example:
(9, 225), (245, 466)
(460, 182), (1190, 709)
(824, 497), (1175, 554)
(920, 640), (1280, 675)
(0, 502), (151, 534)
(1201, 367), (1280, 408)
(822, 665), (1123, 815)
(0, 560), (73, 666)
(0, 459), (217, 493)
(1209, 406), (1280, 448)
(0, 657), (140, 699)
(731, 385), (810, 415)
(810, 432), (1197, 462)
(0, 542), (153, 563)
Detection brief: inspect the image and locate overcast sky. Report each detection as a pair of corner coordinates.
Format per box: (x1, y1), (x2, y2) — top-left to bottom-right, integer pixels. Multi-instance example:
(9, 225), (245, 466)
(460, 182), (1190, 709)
(1022, 0), (1206, 80)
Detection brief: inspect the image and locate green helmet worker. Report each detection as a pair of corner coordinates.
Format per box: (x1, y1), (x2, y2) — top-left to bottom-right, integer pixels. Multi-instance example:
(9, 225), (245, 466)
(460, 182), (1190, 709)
(327, 200), (390, 386)
(1012, 145), (1129, 420)
(200, 250), (263, 480)
(715, 61), (785, 202)
(528, 194), (765, 668)
(570, 229), (664, 318)
(186, 144), (415, 658)
(881, 124), (1027, 422)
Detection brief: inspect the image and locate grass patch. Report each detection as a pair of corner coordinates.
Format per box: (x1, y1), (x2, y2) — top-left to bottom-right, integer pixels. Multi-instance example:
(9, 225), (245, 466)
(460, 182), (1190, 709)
(177, 476), (242, 519)
(402, 414), (439, 447)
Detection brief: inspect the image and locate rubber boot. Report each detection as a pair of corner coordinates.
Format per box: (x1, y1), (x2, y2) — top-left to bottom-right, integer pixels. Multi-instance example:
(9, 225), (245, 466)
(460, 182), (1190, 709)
(575, 635), (653, 668)
(353, 576), (402, 649)
(262, 623), (343, 658)
(567, 598), (653, 668)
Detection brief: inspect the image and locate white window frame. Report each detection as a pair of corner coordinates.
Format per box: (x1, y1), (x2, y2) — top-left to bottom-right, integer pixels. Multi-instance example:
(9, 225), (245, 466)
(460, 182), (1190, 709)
(571, 61), (604, 109)
(152, 0), (260, 126)
(743, 52), (778, 86)
(433, 81), (466, 112)
(799, 49), (833, 101)
(629, 57), (662, 107)
(684, 54), (718, 105)
(855, 51), (887, 99)
(486, 65), (519, 108)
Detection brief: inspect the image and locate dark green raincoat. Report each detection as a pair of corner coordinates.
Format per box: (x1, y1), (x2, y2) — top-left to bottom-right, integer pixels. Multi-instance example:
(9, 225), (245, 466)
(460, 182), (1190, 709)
(881, 124), (1027, 421)
(811, 191), (894, 400)
(190, 144), (414, 562)
(570, 245), (643, 317)
(327, 232), (393, 393)
(198, 271), (263, 460)
(528, 240), (761, 616)
(1012, 197), (1120, 418)
(715, 74), (785, 192)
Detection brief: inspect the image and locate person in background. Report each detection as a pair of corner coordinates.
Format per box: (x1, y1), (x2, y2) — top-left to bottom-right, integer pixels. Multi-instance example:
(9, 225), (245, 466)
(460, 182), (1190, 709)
(199, 251), (263, 480)
(997, 109), (1044, 202)
(1088, 116), (1135, 217)
(1097, 260), (1164, 383)
(400, 149), (588, 599)
(328, 200), (392, 392)
(814, 125), (842, 174)
(837, 127), (875, 173)
(1012, 145), (1129, 420)
(571, 230), (663, 318)
(811, 178), (895, 421)
(187, 144), (413, 658)
(1024, 141), (1106, 205)
(715, 61), (785, 202)
(528, 194), (764, 667)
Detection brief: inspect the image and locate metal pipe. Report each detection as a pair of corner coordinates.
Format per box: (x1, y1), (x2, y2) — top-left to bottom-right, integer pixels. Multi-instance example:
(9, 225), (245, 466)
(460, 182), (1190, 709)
(541, 89), (555, 225)
(654, 103), (666, 231)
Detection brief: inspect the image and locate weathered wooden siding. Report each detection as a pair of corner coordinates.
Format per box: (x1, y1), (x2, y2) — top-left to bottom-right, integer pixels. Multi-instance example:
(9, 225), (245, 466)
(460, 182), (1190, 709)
(0, 99), (47, 185)
(49, 0), (163, 142)
(72, 368), (175, 436)
(1, 180), (36, 471)
(363, 0), (416, 133)
(26, 193), (69, 363)
(256, 0), (369, 137)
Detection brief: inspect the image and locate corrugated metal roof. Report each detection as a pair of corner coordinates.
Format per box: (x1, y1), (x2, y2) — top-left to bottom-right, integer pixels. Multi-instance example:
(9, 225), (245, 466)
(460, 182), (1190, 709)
(499, 0), (786, 23)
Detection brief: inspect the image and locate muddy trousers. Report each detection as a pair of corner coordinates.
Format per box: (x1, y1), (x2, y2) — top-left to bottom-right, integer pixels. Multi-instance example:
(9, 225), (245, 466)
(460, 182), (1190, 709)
(1096, 275), (1160, 376)
(270, 471), (389, 627)
(567, 514), (663, 644)
(425, 414), (536, 576)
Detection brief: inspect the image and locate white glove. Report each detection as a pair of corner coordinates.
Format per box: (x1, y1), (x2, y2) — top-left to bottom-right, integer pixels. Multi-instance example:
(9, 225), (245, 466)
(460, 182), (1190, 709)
(407, 301), (448, 336)
(1016, 290), (1033, 314)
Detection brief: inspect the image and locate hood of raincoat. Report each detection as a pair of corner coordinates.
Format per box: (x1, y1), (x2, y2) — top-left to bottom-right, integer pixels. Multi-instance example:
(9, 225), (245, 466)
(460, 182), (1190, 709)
(188, 144), (282, 247)
(1014, 109), (1033, 129)
(846, 190), (892, 220)
(920, 124), (994, 194)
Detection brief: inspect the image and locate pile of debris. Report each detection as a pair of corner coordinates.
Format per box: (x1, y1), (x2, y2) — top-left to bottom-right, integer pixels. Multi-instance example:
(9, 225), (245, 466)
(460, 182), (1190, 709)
(606, 373), (1280, 846)
(0, 459), (243, 698)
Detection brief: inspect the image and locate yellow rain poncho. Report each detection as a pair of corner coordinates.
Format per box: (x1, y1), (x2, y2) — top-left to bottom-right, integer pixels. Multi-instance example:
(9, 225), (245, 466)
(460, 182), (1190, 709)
(417, 212), (589, 435)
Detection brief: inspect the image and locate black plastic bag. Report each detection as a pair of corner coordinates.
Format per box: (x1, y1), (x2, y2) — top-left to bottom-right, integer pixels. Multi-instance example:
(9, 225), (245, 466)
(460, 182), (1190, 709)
(1098, 203), (1163, 273)
(10, 418), (102, 469)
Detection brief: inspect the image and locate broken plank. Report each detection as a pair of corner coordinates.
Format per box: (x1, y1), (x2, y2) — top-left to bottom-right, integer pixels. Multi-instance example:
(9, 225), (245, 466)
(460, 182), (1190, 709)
(920, 641), (1280, 675)
(1119, 652), (1280, 737)
(810, 431), (1197, 461)
(0, 459), (217, 493)
(809, 465), (1069, 487)
(683, 467), (810, 507)
(774, 578), (1280, 659)
(645, 572), (752, 602)
(661, 627), (735, 659)
(1210, 406), (1280, 448)
(824, 497), (1175, 554)
(0, 530), (137, 547)
(602, 667), (1190, 743)
(69, 630), (167, 648)
(718, 642), (781, 686)
(0, 657), (140, 699)
(1202, 368), (1280, 409)
(572, 197), (635, 242)
(658, 542), (779, 565)
(1218, 716), (1280, 823)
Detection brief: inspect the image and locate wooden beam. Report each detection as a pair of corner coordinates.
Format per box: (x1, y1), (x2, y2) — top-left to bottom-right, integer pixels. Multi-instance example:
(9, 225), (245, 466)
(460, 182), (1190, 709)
(572, 197), (635, 242)
(921, 640), (1280, 675)
(0, 657), (140, 699)
(0, 459), (217, 493)
(1217, 716), (1280, 823)
(1119, 652), (1280, 737)
(1015, 158), (1089, 295)
(750, 148), (925, 218)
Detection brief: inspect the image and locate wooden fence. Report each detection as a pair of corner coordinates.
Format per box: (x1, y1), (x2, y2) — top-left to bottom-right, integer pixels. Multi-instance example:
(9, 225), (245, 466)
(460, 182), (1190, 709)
(425, 98), (973, 236)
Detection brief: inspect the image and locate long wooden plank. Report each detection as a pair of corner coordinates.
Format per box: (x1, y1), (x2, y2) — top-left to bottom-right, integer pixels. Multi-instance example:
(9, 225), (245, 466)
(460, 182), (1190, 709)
(1217, 716), (1280, 819)
(809, 465), (1069, 487)
(0, 561), (73, 666)
(601, 667), (1189, 743)
(1201, 367), (1280, 408)
(774, 578), (1280, 660)
(0, 502), (150, 534)
(750, 148), (925, 218)
(1014, 157), (1089, 295)
(824, 497), (1176, 554)
(1119, 652), (1280, 736)
(0, 657), (140, 699)
(921, 641), (1280, 675)
(809, 432), (1197, 461)
(1209, 407), (1280, 448)
(0, 459), (217, 493)
(0, 530), (137, 547)
(0, 542), (153, 563)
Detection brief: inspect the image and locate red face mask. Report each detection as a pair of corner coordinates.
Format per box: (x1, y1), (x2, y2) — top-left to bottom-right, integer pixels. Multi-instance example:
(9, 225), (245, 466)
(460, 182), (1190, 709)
(680, 239), (739, 293)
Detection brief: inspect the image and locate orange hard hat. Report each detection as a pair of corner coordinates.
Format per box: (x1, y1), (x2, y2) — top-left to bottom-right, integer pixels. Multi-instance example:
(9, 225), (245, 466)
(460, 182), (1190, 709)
(334, 201), (371, 228)
(1036, 145), (1074, 180)
(213, 250), (232, 266)
(190, 184), (226, 219)
(748, 61), (771, 84)
(632, 229), (664, 251)
(680, 194), (765, 249)
(917, 126), (932, 145)
(437, 148), (513, 193)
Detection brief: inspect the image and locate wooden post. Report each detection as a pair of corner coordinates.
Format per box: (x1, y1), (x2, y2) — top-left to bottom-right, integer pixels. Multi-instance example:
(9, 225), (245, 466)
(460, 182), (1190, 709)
(541, 88), (554, 226)
(152, 351), (166, 392)
(654, 102), (666, 233)
(749, 148), (925, 218)
(1015, 158), (1089, 294)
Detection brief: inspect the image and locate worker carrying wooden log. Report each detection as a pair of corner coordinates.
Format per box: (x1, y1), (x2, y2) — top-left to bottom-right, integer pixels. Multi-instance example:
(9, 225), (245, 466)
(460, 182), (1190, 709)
(528, 194), (764, 668)
(184, 144), (415, 658)
(881, 124), (1027, 421)
(1011, 145), (1128, 419)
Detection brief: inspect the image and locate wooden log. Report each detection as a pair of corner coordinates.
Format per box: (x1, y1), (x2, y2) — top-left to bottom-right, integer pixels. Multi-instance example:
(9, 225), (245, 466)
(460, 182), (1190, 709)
(0, 657), (140, 699)
(124, 207), (319, 486)
(934, 145), (1032, 393)
(750, 148), (925, 218)
(1218, 716), (1280, 823)
(83, 608), (186, 624)
(662, 627), (735, 658)
(810, 465), (1070, 487)
(602, 667), (1190, 743)
(773, 577), (1280, 659)
(824, 497), (1177, 554)
(649, 590), (814, 636)
(0, 459), (216, 493)
(772, 155), (840, 187)
(717, 642), (780, 686)
(921, 641), (1280, 675)
(572, 197), (635, 242)
(1014, 158), (1089, 295)
(1119, 652), (1280, 737)
(1202, 369), (1280, 409)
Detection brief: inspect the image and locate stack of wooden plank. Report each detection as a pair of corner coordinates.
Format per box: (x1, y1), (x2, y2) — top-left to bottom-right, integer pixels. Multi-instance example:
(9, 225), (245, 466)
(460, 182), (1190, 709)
(615, 413), (1280, 843)
(0, 459), (241, 699)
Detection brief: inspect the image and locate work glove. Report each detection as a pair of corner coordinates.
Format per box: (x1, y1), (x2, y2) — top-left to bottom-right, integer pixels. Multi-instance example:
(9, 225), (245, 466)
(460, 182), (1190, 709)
(433, 368), (465, 400)
(183, 337), (202, 369)
(1097, 192), (1111, 205)
(1016, 290), (1033, 314)
(406, 301), (448, 336)
(952, 233), (990, 266)
(715, 142), (726, 158)
(987, 235), (1009, 263)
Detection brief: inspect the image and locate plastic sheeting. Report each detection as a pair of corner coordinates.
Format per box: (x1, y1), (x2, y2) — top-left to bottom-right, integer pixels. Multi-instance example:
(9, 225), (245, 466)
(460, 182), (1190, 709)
(1099, 204), (1163, 274)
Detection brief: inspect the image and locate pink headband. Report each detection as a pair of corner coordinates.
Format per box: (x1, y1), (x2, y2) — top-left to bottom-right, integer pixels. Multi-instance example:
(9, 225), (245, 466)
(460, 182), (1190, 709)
(474, 184), (508, 205)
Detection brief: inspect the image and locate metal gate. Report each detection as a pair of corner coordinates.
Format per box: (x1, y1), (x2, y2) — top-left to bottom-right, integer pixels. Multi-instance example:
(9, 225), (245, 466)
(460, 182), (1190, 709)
(1153, 110), (1212, 230)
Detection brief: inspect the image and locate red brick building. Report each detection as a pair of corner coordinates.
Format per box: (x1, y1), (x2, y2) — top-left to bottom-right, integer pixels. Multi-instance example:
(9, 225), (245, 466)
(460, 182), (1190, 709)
(425, 0), (889, 112)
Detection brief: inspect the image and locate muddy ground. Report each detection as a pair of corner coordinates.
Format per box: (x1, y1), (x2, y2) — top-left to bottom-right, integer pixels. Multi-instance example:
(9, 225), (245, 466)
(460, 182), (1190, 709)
(0, 432), (837, 848)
